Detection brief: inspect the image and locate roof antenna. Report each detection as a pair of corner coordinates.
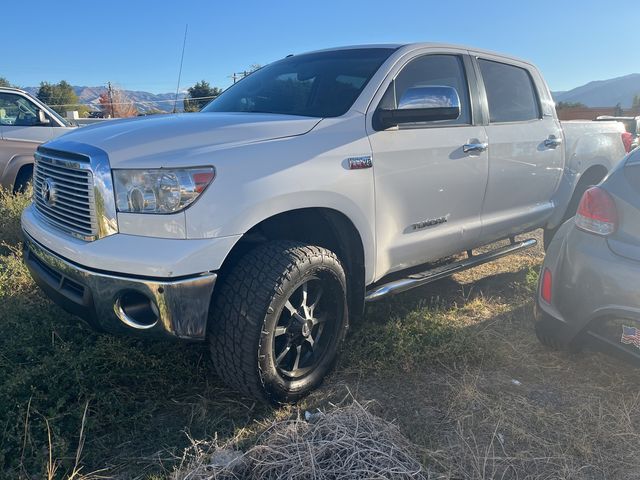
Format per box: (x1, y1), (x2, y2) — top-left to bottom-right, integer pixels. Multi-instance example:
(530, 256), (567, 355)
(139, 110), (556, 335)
(173, 24), (188, 114)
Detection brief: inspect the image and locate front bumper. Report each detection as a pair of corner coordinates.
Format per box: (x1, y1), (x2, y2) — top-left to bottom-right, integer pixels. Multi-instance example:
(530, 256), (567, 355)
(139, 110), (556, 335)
(24, 232), (217, 340)
(537, 221), (640, 359)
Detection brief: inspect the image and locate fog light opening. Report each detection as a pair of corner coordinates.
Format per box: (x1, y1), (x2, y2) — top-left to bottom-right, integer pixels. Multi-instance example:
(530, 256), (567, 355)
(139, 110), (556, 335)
(114, 291), (159, 329)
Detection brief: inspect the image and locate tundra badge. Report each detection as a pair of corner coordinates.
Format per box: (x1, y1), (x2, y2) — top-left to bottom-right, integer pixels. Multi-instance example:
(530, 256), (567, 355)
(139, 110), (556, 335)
(347, 156), (373, 169)
(411, 214), (450, 231)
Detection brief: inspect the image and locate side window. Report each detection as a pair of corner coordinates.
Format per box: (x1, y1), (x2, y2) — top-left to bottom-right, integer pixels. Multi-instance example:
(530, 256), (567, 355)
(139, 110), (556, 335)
(0, 93), (44, 127)
(478, 59), (540, 123)
(380, 54), (472, 126)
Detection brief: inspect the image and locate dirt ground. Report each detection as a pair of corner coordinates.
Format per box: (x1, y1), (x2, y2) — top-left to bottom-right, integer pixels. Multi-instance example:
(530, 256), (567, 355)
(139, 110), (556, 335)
(303, 230), (640, 479)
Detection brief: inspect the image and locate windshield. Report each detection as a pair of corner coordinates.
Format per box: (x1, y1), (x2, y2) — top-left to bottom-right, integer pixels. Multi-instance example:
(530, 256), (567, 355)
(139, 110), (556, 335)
(203, 48), (396, 118)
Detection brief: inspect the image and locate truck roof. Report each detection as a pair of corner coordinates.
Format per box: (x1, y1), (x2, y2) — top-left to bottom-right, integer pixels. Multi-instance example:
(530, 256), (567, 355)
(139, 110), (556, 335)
(0, 86), (30, 94)
(303, 43), (536, 68)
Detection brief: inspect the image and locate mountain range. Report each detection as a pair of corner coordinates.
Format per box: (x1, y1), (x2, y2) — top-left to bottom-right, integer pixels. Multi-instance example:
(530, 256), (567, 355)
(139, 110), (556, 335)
(552, 73), (640, 108)
(22, 86), (187, 113)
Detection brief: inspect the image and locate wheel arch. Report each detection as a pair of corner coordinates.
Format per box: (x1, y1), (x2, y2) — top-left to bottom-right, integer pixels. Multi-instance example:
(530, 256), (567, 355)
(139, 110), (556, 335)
(547, 163), (609, 230)
(1, 154), (34, 190)
(216, 207), (368, 319)
(564, 164), (608, 219)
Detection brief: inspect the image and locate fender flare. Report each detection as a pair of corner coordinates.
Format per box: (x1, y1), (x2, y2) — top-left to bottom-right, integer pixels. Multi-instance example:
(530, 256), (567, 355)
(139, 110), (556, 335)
(1, 154), (34, 190)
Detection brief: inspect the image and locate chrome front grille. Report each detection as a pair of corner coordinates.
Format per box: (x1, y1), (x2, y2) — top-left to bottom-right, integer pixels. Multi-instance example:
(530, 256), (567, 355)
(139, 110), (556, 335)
(33, 151), (98, 240)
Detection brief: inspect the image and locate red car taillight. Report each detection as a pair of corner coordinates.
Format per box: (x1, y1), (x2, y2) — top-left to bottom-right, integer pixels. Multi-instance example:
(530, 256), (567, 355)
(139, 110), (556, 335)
(575, 186), (618, 236)
(541, 268), (552, 304)
(622, 132), (633, 153)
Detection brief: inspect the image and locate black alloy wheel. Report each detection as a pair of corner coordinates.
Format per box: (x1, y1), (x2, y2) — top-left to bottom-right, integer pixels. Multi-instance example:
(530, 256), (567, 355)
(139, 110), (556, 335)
(209, 241), (349, 404)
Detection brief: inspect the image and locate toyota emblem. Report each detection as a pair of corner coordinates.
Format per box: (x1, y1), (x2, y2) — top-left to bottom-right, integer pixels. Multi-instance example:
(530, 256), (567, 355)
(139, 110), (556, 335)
(42, 178), (57, 206)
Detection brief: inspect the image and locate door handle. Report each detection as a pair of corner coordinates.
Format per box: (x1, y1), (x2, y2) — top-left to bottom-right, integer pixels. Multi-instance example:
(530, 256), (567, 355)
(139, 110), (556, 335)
(544, 136), (563, 148)
(463, 142), (488, 153)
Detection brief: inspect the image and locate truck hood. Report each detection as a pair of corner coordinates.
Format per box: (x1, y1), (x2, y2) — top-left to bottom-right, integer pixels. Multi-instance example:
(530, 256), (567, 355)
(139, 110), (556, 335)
(46, 112), (322, 167)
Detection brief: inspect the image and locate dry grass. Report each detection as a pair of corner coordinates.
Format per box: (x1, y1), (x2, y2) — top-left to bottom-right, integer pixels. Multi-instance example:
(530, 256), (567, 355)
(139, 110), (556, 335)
(0, 185), (31, 250)
(171, 398), (426, 480)
(426, 368), (640, 479)
(337, 230), (640, 480)
(4, 182), (640, 479)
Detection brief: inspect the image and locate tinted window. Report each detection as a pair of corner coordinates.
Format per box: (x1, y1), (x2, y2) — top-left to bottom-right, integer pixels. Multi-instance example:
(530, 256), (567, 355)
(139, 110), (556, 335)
(478, 59), (540, 123)
(379, 54), (471, 125)
(203, 48), (395, 118)
(0, 93), (42, 126)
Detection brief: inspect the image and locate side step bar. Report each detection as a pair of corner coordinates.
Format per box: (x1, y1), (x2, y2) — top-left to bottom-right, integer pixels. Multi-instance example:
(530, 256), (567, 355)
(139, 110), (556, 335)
(365, 238), (537, 302)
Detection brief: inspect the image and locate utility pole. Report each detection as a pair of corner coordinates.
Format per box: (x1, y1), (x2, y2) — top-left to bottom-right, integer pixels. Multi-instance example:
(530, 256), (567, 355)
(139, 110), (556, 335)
(107, 81), (115, 118)
(229, 71), (251, 84)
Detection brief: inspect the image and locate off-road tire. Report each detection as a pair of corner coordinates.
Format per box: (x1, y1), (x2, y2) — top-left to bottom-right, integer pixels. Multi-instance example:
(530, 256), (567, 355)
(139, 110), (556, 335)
(209, 241), (348, 404)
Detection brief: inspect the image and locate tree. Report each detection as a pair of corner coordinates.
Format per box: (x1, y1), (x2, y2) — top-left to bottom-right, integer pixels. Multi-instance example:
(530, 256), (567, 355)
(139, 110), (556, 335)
(614, 103), (624, 116)
(633, 94), (640, 109)
(183, 80), (221, 112)
(98, 84), (138, 118)
(37, 80), (80, 115)
(0, 77), (11, 88)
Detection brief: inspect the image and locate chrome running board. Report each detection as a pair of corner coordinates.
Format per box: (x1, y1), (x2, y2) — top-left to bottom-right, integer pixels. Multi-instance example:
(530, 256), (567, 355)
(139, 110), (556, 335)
(365, 238), (537, 302)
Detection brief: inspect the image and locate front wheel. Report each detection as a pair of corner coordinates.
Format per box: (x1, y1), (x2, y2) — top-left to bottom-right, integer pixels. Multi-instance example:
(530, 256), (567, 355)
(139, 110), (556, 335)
(209, 241), (349, 404)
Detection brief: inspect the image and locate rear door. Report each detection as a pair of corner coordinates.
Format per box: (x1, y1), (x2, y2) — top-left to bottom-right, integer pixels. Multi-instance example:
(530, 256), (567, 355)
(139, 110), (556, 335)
(473, 56), (563, 242)
(366, 51), (489, 278)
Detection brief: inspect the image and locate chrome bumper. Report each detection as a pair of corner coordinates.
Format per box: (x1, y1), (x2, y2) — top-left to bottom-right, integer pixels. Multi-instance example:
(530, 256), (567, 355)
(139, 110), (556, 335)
(23, 232), (216, 340)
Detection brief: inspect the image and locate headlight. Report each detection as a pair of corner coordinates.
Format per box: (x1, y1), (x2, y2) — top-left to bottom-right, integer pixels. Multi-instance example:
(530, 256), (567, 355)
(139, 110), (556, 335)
(113, 167), (215, 214)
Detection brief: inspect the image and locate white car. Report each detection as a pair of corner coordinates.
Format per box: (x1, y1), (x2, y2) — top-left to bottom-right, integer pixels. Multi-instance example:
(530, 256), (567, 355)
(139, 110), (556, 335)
(21, 43), (628, 403)
(0, 87), (76, 191)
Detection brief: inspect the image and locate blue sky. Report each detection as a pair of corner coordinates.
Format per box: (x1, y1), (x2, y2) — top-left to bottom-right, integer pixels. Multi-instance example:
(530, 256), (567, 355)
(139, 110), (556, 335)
(1, 0), (637, 94)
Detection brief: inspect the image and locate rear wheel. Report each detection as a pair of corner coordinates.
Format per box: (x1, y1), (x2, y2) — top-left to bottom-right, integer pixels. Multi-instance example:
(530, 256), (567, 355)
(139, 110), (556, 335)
(209, 241), (348, 404)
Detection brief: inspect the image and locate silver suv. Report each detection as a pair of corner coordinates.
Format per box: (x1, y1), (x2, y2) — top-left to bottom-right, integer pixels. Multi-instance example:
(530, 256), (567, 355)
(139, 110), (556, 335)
(0, 87), (76, 191)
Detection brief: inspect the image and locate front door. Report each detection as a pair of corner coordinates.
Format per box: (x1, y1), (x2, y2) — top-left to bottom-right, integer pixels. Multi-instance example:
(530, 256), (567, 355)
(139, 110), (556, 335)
(367, 53), (489, 278)
(0, 92), (55, 144)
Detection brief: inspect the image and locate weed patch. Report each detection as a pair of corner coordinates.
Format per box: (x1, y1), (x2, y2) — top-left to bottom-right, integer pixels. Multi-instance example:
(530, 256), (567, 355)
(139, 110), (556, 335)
(0, 186), (31, 252)
(345, 300), (494, 372)
(0, 191), (271, 478)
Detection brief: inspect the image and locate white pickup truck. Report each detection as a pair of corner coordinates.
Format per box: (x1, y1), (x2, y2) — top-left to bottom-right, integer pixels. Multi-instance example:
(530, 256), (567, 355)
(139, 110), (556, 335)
(22, 44), (628, 403)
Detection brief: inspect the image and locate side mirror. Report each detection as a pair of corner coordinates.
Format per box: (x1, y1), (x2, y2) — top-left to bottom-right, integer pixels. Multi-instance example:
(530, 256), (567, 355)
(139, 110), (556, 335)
(374, 85), (461, 130)
(37, 109), (51, 125)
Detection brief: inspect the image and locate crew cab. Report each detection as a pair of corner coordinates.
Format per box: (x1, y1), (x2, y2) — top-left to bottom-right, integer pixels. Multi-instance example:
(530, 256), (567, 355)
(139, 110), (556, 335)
(21, 44), (627, 403)
(0, 87), (76, 191)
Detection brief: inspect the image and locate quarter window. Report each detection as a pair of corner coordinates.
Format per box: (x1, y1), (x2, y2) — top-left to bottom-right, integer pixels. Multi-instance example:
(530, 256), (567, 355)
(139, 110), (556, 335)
(381, 54), (472, 126)
(478, 59), (540, 123)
